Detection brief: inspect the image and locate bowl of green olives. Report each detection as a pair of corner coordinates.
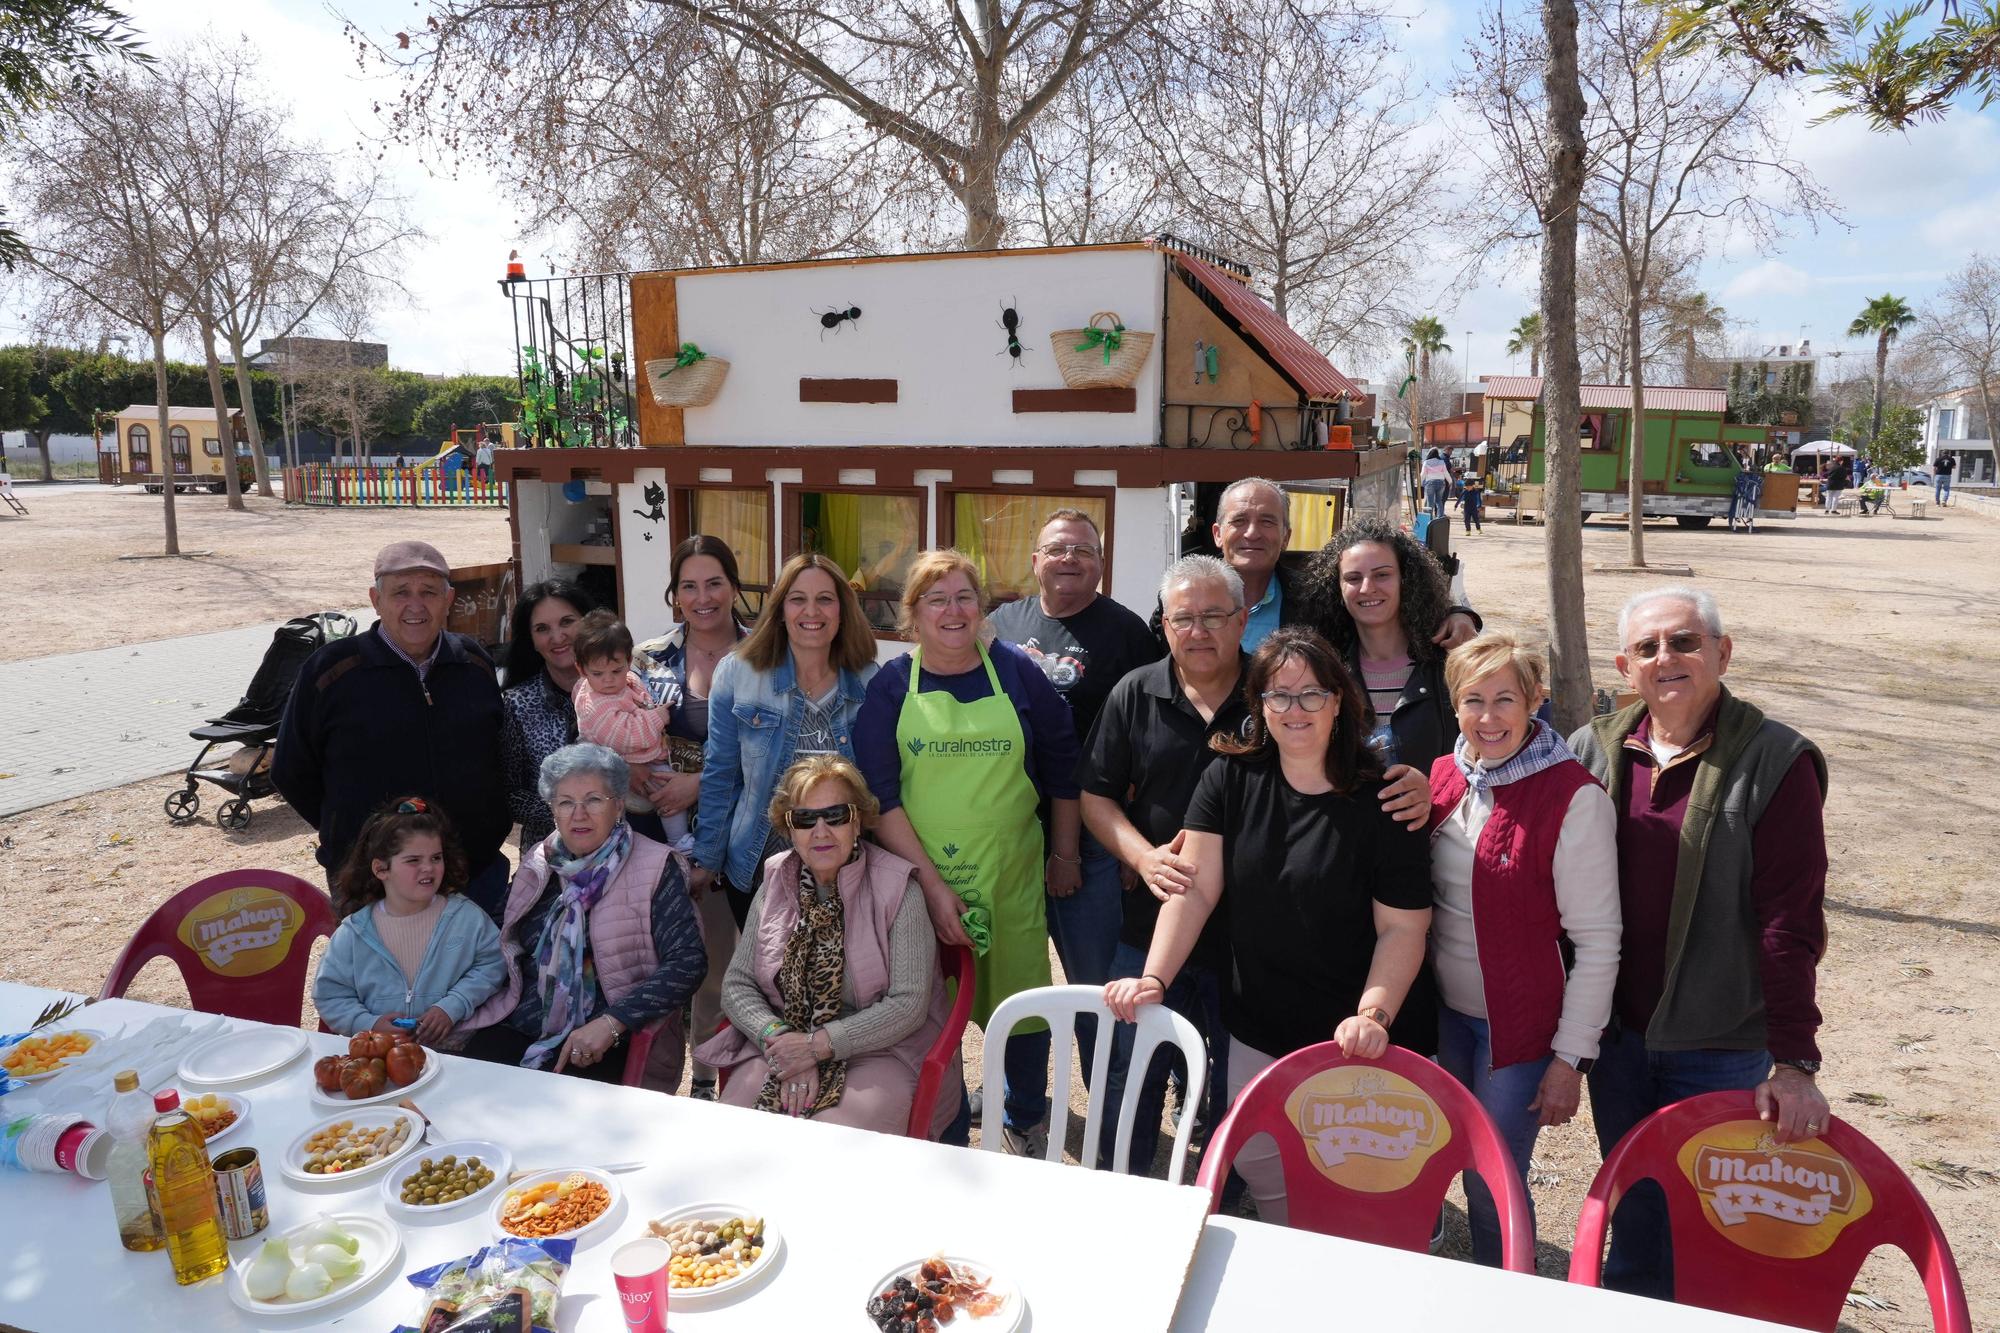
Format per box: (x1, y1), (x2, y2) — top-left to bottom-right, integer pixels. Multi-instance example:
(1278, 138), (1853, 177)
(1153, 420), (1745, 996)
(380, 1139), (512, 1220)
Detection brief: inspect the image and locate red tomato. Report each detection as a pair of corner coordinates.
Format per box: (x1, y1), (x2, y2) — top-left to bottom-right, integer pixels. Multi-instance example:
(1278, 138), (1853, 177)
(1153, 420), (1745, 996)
(349, 1031), (393, 1060)
(386, 1042), (426, 1087)
(313, 1055), (344, 1093)
(338, 1056), (387, 1100)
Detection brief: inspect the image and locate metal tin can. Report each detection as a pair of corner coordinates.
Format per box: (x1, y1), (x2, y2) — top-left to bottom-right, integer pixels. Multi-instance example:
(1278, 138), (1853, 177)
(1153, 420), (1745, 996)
(211, 1146), (268, 1239)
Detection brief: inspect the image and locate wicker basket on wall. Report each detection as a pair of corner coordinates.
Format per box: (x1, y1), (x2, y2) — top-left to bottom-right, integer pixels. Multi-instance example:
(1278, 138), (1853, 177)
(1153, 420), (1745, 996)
(1051, 311), (1154, 390)
(644, 347), (730, 408)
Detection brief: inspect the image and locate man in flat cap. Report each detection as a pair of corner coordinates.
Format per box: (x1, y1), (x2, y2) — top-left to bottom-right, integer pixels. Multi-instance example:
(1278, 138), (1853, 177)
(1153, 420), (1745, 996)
(275, 540), (511, 916)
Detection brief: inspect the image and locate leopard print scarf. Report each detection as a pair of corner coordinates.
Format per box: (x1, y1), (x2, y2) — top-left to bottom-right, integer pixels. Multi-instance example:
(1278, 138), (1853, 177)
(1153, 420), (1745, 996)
(755, 858), (849, 1115)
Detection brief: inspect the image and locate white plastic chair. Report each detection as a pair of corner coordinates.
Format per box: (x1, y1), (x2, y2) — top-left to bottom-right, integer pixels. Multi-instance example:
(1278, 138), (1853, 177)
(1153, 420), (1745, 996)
(978, 984), (1208, 1184)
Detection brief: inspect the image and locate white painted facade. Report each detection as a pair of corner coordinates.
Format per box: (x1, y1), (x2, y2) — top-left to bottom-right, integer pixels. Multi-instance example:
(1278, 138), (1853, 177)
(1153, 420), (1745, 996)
(1919, 385), (1997, 484)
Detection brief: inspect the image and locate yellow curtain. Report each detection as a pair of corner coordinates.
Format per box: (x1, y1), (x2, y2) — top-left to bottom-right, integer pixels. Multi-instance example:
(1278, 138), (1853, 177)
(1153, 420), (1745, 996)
(953, 493), (1108, 600)
(691, 490), (772, 589)
(1287, 489), (1341, 552)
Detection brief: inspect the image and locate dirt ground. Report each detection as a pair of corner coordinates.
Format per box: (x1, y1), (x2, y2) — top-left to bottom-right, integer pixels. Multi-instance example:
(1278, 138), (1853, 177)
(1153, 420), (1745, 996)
(0, 483), (512, 662)
(0, 486), (1993, 1330)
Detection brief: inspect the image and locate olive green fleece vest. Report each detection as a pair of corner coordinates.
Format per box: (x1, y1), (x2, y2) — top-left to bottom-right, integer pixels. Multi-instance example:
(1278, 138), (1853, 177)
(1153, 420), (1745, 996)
(1569, 688), (1827, 1052)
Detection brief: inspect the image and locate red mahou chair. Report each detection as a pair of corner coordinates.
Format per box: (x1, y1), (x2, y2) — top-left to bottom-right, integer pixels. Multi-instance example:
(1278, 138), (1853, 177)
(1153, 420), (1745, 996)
(1568, 1091), (1972, 1332)
(1196, 1042), (1536, 1272)
(101, 869), (336, 1027)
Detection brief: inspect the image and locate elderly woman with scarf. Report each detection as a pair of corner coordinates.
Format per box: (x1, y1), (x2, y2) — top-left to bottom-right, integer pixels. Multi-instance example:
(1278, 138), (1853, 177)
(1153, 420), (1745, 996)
(1426, 632), (1621, 1266)
(696, 754), (960, 1134)
(463, 743), (708, 1082)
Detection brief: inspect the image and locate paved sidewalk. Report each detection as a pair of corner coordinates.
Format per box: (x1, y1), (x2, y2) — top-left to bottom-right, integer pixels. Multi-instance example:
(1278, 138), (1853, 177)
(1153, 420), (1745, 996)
(0, 608), (371, 818)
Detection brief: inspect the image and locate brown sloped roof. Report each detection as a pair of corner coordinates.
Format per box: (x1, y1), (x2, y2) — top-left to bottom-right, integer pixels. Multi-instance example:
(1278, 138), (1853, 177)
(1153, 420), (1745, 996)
(1172, 253), (1360, 401)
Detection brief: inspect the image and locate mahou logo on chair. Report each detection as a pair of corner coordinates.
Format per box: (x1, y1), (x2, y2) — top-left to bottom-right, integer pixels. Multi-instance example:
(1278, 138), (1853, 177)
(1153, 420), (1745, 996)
(1677, 1121), (1876, 1259)
(1284, 1068), (1451, 1193)
(172, 885), (308, 977)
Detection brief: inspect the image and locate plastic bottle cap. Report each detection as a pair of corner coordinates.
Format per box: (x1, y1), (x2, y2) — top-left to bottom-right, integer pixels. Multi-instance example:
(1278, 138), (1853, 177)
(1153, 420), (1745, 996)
(114, 1070), (140, 1093)
(152, 1090), (179, 1113)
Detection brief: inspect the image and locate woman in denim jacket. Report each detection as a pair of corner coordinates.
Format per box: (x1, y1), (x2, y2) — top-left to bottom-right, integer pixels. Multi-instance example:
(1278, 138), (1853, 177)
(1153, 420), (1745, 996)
(690, 553), (881, 929)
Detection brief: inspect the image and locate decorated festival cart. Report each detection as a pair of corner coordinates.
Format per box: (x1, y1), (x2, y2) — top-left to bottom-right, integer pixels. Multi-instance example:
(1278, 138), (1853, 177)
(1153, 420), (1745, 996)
(496, 238), (1401, 644)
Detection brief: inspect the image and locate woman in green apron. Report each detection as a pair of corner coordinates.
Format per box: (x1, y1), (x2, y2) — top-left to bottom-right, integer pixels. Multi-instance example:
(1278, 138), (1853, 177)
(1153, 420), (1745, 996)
(856, 550), (1084, 1154)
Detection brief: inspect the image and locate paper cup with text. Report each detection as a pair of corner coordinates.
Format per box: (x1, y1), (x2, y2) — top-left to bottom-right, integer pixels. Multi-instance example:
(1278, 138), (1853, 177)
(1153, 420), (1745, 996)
(611, 1236), (672, 1332)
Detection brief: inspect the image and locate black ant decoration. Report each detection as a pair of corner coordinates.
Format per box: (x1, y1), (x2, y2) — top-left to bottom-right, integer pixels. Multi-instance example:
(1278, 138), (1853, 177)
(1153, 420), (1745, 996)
(998, 298), (1031, 364)
(815, 304), (862, 338)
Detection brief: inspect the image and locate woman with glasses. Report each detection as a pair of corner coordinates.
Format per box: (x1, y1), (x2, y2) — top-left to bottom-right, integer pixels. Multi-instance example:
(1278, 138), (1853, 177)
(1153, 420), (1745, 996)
(856, 549), (1081, 1155)
(696, 755), (962, 1132)
(692, 553), (881, 931)
(1104, 628), (1433, 1223)
(462, 743), (708, 1083)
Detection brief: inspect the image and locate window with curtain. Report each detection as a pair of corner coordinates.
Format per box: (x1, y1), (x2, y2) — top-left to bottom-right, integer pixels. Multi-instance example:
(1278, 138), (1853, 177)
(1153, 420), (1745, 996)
(948, 492), (1108, 603)
(128, 424), (151, 474)
(689, 489), (773, 617)
(169, 426), (192, 473)
(1285, 488), (1342, 552)
(796, 490), (923, 633)
(203, 437), (223, 457)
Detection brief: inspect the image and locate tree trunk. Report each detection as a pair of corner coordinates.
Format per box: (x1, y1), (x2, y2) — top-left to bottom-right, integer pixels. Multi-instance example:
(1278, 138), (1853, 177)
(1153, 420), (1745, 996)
(1531, 345), (1541, 378)
(1870, 332), (1890, 446)
(29, 428), (53, 482)
(1540, 0), (1593, 734)
(958, 147), (1006, 250)
(197, 314), (246, 511)
(1625, 266), (1648, 567)
(150, 325), (179, 556)
(225, 328), (274, 497)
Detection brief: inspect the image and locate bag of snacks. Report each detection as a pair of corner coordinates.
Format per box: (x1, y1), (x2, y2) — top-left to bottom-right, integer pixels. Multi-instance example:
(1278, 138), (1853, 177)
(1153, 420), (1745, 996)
(392, 1238), (575, 1333)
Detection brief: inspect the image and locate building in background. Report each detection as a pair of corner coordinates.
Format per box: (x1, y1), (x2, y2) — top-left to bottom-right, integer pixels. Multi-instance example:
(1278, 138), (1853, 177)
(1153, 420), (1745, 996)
(1919, 384), (1997, 485)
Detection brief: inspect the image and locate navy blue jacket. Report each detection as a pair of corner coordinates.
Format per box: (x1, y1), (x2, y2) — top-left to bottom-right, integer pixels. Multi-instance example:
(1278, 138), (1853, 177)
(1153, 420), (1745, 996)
(274, 624), (508, 873)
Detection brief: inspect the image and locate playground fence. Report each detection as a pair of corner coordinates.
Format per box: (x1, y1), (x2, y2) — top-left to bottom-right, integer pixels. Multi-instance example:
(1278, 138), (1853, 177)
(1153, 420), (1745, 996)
(282, 464), (506, 508)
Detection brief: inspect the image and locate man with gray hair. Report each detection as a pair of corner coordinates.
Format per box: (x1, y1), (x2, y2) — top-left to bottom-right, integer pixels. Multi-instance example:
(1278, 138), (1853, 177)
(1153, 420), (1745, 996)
(275, 539), (511, 916)
(1569, 583), (1829, 1301)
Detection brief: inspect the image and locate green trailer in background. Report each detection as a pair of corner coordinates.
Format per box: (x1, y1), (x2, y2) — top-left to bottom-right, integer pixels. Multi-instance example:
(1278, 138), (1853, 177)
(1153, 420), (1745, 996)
(1485, 379), (1797, 529)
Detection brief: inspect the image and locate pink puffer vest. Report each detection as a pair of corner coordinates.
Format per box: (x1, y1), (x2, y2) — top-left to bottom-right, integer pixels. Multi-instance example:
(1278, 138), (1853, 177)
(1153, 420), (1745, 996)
(695, 843), (950, 1084)
(466, 832), (681, 1031)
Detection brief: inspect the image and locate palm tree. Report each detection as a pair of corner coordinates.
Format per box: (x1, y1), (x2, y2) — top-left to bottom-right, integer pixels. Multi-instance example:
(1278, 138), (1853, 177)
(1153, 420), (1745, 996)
(1847, 294), (1916, 446)
(1668, 293), (1727, 383)
(1402, 315), (1451, 379)
(1506, 312), (1544, 376)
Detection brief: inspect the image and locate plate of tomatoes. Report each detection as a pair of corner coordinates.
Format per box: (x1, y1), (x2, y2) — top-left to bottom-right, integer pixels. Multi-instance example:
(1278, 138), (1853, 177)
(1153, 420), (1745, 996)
(309, 1031), (437, 1107)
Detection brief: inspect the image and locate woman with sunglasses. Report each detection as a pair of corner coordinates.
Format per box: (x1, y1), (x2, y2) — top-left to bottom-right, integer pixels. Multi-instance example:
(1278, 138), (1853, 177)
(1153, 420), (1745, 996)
(1104, 628), (1433, 1224)
(856, 548), (1081, 1156)
(462, 743), (708, 1084)
(696, 755), (962, 1132)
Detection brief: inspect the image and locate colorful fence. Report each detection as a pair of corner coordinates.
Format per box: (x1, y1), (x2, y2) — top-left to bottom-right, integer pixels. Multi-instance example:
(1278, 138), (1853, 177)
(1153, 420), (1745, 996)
(282, 465), (506, 508)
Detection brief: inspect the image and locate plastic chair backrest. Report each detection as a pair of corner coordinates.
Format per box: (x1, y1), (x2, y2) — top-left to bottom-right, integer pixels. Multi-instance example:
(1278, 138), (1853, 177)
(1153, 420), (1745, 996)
(979, 984), (1207, 1184)
(1195, 1042), (1535, 1272)
(907, 944), (975, 1139)
(99, 869), (336, 1027)
(1568, 1091), (1973, 1332)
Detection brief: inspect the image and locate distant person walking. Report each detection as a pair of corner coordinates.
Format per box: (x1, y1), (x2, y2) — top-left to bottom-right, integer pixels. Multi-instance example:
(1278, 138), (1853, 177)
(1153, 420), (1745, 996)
(475, 436), (496, 485)
(1421, 449), (1451, 519)
(1934, 453), (1955, 505)
(1822, 458), (1852, 513)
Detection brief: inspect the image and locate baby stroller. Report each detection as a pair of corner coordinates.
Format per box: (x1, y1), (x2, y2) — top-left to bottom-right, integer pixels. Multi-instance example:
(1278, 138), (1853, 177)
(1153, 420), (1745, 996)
(165, 611), (356, 831)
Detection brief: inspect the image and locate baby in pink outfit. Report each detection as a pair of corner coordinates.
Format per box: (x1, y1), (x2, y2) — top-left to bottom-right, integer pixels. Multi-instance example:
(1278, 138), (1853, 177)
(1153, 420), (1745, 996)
(570, 610), (691, 849)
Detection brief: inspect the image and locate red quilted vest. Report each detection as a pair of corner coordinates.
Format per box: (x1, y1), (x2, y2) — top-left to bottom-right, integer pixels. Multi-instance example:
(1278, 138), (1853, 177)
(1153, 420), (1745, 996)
(1428, 753), (1600, 1069)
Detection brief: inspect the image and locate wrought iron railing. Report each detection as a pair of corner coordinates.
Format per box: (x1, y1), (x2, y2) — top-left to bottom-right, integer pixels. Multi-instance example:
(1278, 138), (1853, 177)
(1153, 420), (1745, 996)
(499, 270), (638, 449)
(1169, 402), (1369, 451)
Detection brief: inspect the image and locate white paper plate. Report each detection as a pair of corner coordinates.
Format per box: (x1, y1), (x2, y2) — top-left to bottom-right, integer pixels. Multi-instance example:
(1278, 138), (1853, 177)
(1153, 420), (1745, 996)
(3, 1028), (108, 1083)
(308, 1046), (440, 1107)
(644, 1201), (784, 1306)
(279, 1108), (423, 1187)
(226, 1212), (402, 1317)
(177, 1027), (308, 1087)
(380, 1139), (512, 1220)
(176, 1092), (250, 1150)
(490, 1167), (621, 1245)
(863, 1256), (1023, 1332)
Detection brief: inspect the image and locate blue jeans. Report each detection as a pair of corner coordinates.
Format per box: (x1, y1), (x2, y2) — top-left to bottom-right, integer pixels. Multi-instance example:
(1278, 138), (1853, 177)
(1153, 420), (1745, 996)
(1096, 940), (1228, 1176)
(1936, 475), (1952, 503)
(1423, 478), (1449, 517)
(1462, 495), (1483, 531)
(939, 1027), (1052, 1144)
(1045, 832), (1123, 1088)
(1587, 1025), (1769, 1300)
(1435, 1006), (1550, 1267)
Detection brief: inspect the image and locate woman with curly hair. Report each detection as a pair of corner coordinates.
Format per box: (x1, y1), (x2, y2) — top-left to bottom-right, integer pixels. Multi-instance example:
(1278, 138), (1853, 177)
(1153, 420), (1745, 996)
(1303, 515), (1470, 774)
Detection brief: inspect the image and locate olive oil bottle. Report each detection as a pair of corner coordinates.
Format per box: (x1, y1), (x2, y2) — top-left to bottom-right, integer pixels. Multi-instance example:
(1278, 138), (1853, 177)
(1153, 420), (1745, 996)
(144, 1090), (227, 1285)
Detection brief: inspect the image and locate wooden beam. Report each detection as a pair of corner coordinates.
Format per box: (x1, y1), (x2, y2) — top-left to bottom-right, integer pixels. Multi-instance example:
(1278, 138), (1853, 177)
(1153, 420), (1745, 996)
(1012, 387), (1137, 414)
(800, 378), (898, 403)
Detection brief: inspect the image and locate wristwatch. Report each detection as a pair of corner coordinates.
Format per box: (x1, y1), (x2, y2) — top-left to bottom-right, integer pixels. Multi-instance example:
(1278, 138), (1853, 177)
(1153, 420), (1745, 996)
(1356, 1006), (1392, 1028)
(1774, 1057), (1821, 1076)
(1557, 1053), (1595, 1074)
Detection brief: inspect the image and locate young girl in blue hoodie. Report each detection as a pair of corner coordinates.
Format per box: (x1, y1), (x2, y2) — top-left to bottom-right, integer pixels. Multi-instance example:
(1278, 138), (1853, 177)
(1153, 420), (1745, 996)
(314, 797), (507, 1048)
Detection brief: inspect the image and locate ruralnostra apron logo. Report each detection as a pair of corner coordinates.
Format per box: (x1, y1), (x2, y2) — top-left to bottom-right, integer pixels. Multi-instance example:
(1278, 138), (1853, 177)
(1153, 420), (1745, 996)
(905, 736), (1014, 756)
(907, 736), (926, 757)
(1285, 1067), (1450, 1194)
(173, 886), (308, 977)
(1677, 1121), (1874, 1260)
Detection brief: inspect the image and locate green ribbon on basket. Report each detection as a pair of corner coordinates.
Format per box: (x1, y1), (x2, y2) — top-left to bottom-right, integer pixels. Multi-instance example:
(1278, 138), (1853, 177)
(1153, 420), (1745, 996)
(960, 906), (993, 956)
(668, 342), (707, 372)
(1074, 324), (1125, 364)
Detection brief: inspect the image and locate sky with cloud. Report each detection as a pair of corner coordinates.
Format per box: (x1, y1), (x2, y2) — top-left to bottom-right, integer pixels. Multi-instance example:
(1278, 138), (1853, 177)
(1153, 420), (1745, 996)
(21, 0), (1999, 386)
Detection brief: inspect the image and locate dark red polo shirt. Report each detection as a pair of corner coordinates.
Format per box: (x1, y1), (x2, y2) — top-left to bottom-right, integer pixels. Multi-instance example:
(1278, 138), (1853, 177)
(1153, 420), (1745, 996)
(1612, 710), (1827, 1062)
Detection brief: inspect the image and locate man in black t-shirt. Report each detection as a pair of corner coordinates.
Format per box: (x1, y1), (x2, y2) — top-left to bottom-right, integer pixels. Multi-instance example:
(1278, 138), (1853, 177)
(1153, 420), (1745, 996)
(989, 508), (1162, 1021)
(1076, 554), (1250, 1175)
